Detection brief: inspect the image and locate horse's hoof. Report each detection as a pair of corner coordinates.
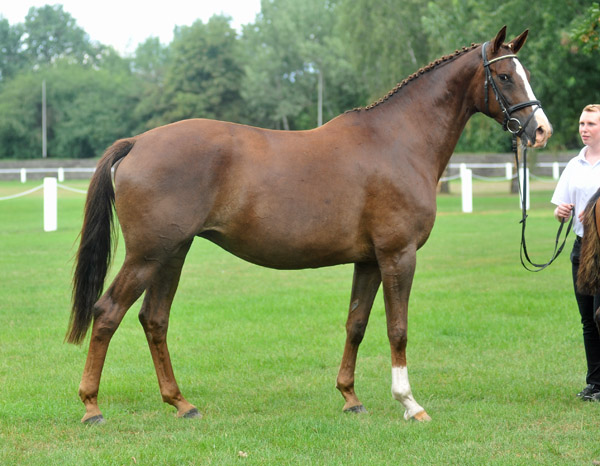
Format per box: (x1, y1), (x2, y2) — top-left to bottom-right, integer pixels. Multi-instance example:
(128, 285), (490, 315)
(406, 410), (431, 422)
(182, 408), (202, 419)
(343, 404), (367, 414)
(82, 414), (105, 425)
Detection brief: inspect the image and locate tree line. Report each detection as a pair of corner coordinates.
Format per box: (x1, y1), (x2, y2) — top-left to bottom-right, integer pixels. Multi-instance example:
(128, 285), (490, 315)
(0, 0), (598, 159)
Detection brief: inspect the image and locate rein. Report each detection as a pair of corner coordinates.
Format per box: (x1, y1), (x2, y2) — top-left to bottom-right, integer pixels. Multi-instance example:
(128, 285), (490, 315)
(481, 41), (571, 271)
(515, 139), (572, 272)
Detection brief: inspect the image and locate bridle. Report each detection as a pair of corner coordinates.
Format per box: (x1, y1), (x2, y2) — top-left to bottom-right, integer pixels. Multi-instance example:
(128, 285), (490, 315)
(481, 41), (541, 136)
(481, 41), (572, 271)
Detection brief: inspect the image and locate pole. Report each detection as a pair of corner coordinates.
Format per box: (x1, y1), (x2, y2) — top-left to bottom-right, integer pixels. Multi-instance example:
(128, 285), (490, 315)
(42, 80), (47, 158)
(519, 167), (530, 211)
(460, 164), (473, 213)
(43, 177), (57, 232)
(317, 68), (323, 127)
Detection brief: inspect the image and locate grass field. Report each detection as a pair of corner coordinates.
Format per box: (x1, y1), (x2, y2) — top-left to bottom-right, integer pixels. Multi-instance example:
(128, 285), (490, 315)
(1, 178), (599, 465)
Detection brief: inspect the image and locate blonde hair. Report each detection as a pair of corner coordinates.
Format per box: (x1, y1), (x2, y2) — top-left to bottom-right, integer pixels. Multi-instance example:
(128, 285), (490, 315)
(583, 104), (600, 113)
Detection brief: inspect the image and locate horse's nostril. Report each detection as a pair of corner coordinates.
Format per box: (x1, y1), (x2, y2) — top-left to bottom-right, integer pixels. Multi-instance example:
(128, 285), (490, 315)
(536, 126), (550, 142)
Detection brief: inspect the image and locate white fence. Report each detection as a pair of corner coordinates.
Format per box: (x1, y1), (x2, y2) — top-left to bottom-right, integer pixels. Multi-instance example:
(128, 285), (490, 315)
(0, 177), (87, 232)
(0, 161), (567, 231)
(0, 167), (95, 182)
(443, 161), (565, 182)
(0, 161), (569, 183)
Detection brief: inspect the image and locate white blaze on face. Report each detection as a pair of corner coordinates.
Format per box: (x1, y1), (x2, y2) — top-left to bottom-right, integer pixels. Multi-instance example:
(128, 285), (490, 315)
(512, 59), (552, 141)
(391, 366), (425, 420)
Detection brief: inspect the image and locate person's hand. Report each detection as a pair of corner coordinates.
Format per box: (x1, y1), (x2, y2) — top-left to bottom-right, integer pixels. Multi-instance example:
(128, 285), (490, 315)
(555, 202), (574, 221)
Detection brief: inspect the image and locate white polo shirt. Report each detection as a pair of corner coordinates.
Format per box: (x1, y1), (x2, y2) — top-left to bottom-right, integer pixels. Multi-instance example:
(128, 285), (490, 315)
(551, 146), (600, 237)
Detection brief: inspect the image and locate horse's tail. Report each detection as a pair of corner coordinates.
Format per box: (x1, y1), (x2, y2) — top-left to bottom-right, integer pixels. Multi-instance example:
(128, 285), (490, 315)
(577, 188), (600, 295)
(65, 139), (135, 345)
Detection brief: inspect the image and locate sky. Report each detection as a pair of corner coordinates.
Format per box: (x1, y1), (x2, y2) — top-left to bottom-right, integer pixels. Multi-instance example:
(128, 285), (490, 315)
(0, 0), (262, 55)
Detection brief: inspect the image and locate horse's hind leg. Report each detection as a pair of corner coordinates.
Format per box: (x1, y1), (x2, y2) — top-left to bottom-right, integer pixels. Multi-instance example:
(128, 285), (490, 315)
(79, 258), (160, 424)
(336, 262), (381, 413)
(137, 240), (200, 419)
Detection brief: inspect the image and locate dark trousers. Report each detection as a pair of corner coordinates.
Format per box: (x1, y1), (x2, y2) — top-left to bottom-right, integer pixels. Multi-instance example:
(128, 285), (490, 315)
(571, 237), (600, 385)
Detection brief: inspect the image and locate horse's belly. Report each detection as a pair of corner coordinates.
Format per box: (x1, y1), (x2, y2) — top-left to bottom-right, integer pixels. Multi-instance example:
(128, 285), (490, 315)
(199, 223), (372, 270)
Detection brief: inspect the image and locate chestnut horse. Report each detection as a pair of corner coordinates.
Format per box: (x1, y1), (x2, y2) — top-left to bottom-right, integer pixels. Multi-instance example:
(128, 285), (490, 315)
(577, 190), (600, 297)
(67, 27), (552, 424)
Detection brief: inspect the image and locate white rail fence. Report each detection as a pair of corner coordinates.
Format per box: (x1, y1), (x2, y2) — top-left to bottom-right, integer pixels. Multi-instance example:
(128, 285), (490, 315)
(450, 163), (542, 213)
(0, 167), (95, 182)
(0, 162), (566, 231)
(0, 177), (87, 232)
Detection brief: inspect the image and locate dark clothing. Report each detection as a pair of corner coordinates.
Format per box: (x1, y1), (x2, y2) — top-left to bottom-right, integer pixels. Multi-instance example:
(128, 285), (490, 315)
(571, 236), (600, 385)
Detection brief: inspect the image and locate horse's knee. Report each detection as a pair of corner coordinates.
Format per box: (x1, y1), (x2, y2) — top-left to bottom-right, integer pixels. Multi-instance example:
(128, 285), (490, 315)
(347, 319), (368, 345)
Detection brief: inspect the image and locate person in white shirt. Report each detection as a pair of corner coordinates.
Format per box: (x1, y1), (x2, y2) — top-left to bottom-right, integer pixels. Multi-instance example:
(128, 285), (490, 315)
(552, 104), (600, 401)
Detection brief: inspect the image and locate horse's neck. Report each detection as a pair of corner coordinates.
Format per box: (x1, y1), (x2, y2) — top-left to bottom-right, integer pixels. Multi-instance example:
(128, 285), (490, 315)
(369, 54), (479, 178)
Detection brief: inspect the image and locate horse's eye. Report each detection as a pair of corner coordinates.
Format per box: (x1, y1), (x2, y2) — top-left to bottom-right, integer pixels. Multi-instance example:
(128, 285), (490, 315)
(498, 74), (510, 82)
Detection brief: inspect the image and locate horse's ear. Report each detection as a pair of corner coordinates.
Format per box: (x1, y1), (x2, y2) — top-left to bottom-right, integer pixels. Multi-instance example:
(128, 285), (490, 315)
(509, 30), (529, 53)
(492, 26), (507, 53)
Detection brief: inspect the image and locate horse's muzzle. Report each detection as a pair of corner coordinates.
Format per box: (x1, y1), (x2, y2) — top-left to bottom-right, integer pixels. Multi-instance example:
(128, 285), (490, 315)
(532, 120), (552, 148)
(524, 110), (552, 148)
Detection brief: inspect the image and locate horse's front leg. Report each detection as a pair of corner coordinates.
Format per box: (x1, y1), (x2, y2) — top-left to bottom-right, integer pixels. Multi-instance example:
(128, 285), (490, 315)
(336, 262), (381, 413)
(378, 247), (431, 421)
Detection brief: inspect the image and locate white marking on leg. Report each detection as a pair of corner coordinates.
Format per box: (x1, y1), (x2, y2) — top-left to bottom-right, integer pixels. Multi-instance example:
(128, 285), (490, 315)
(391, 366), (424, 420)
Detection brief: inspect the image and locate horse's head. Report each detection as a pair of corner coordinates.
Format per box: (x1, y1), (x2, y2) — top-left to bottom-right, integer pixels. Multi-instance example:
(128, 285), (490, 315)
(476, 26), (552, 148)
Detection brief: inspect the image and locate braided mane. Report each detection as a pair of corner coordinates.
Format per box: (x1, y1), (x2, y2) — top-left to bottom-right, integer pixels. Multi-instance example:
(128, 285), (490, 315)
(348, 43), (480, 113)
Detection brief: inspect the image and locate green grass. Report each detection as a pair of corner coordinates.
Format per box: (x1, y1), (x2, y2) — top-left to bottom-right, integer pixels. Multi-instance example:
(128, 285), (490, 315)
(1, 179), (599, 465)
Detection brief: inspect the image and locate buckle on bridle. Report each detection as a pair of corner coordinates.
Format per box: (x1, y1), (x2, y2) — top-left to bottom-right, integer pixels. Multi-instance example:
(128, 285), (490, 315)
(505, 117), (522, 134)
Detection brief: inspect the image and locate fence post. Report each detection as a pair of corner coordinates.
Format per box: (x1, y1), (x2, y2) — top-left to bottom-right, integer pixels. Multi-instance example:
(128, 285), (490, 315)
(20, 168), (26, 183)
(58, 167), (65, 182)
(461, 164), (473, 213)
(518, 167), (530, 211)
(505, 162), (512, 180)
(552, 162), (559, 180)
(43, 177), (57, 232)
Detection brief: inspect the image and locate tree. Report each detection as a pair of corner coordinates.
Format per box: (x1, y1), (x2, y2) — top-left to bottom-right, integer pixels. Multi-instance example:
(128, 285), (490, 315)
(336, 0), (431, 101)
(0, 17), (24, 82)
(569, 2), (600, 54)
(130, 37), (172, 132)
(240, 0), (364, 130)
(0, 64), (142, 159)
(21, 5), (96, 66)
(0, 72), (40, 158)
(240, 0), (316, 129)
(48, 66), (142, 157)
(158, 16), (244, 124)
